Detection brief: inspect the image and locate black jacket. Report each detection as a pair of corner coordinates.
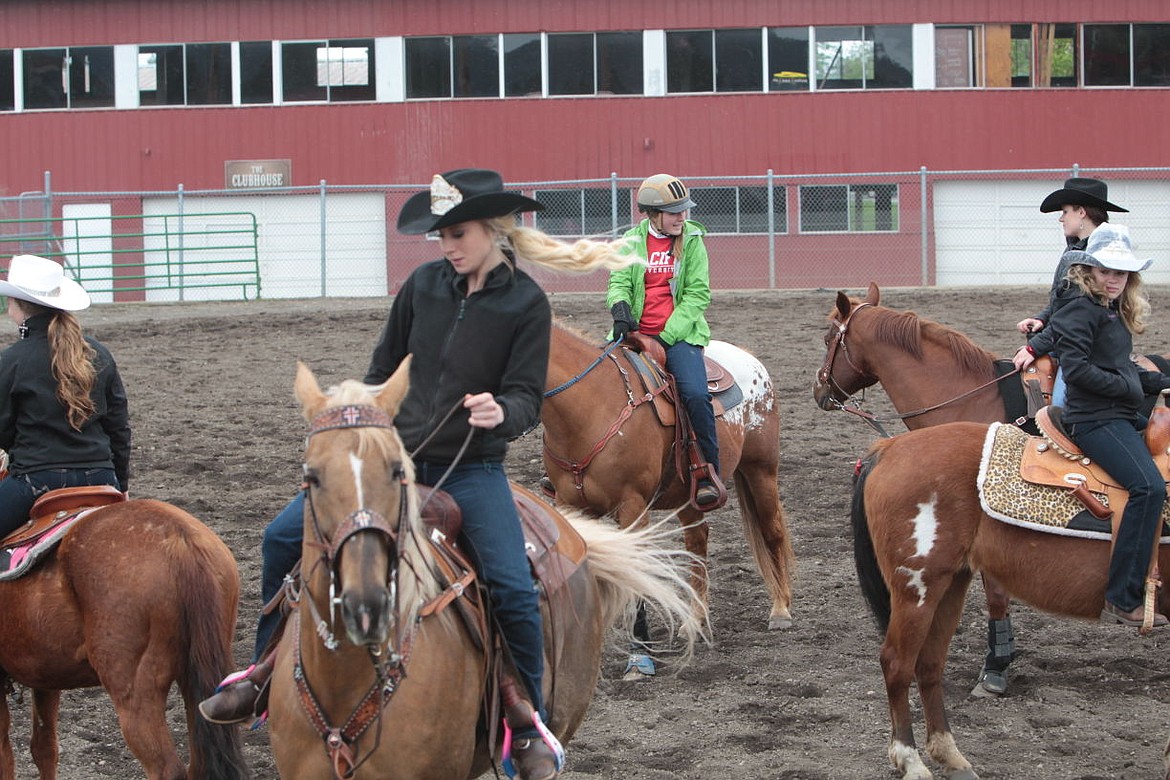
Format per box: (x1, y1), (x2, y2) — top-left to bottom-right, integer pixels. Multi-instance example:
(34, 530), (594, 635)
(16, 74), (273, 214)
(1051, 293), (1170, 425)
(1027, 236), (1089, 356)
(364, 257), (551, 463)
(0, 314), (131, 488)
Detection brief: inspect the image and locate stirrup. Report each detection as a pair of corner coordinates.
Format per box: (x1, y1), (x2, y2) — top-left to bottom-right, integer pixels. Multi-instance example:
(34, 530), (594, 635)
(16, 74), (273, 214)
(501, 712), (565, 779)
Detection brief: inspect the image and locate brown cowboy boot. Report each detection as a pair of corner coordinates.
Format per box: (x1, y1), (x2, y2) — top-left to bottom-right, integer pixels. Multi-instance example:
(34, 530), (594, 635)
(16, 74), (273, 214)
(500, 674), (563, 780)
(198, 656), (274, 724)
(695, 476), (723, 509)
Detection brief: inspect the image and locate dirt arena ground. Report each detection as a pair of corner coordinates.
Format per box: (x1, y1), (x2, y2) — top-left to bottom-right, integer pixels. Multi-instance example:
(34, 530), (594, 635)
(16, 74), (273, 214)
(7, 284), (1170, 779)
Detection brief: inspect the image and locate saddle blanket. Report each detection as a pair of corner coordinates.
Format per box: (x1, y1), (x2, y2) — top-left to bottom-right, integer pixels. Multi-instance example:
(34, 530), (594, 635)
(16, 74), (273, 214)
(977, 422), (1170, 543)
(0, 508), (97, 581)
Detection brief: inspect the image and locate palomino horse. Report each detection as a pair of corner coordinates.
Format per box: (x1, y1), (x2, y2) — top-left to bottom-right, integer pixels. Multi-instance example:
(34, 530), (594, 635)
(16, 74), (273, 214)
(267, 360), (705, 779)
(542, 322), (794, 636)
(852, 419), (1170, 780)
(0, 496), (246, 780)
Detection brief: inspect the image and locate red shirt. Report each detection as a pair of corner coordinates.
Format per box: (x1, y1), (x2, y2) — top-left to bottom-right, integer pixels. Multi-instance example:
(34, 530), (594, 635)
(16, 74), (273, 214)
(639, 233), (675, 336)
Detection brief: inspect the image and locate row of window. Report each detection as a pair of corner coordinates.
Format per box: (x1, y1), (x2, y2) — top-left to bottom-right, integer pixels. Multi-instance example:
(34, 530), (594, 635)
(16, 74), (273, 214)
(2, 21), (1168, 111)
(531, 183), (899, 236)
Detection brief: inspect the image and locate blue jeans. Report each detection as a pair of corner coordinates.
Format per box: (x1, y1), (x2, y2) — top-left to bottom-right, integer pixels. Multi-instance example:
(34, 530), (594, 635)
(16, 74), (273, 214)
(666, 341), (720, 476)
(0, 467), (120, 538)
(253, 462), (547, 721)
(1070, 418), (1167, 612)
(1051, 365), (1067, 408)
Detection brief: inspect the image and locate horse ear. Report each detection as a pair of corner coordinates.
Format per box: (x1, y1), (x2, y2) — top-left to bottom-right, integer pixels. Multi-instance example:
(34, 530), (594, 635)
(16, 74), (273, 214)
(374, 354), (412, 416)
(866, 282), (881, 305)
(294, 360), (328, 419)
(835, 290), (851, 318)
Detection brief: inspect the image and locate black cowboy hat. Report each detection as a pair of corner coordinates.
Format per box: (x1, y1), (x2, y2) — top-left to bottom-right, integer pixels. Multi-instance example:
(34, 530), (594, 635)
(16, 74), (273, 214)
(397, 168), (544, 234)
(1039, 177), (1128, 213)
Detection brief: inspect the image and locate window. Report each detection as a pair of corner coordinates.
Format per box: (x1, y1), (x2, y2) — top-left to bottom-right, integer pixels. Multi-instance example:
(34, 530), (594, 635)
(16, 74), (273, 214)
(691, 186), (787, 233)
(185, 43), (232, 105)
(138, 45), (185, 105)
(715, 29), (763, 92)
(404, 37), (449, 99)
(0, 50), (13, 110)
(283, 39), (374, 102)
(1036, 23), (1076, 87)
(533, 188), (633, 236)
(1084, 24), (1130, 86)
(814, 25), (912, 90)
(453, 36), (499, 98)
(667, 30), (713, 93)
(1011, 24), (1032, 87)
(935, 26), (977, 88)
(240, 41), (273, 104)
(24, 46), (115, 109)
(768, 27), (810, 91)
(503, 33), (541, 96)
(548, 33), (593, 95)
(596, 32), (642, 94)
(1134, 24), (1170, 86)
(799, 184), (899, 232)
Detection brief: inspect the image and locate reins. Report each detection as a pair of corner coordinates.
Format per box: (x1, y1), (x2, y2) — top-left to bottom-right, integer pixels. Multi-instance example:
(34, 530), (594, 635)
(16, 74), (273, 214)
(819, 301), (1020, 438)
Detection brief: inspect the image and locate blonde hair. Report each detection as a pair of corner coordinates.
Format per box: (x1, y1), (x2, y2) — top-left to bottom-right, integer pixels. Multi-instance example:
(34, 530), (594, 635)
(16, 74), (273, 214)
(1067, 264), (1150, 334)
(484, 216), (637, 274)
(16, 299), (97, 430)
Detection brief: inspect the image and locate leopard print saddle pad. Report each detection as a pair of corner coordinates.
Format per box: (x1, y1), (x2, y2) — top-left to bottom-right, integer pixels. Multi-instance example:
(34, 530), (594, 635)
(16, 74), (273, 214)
(978, 422), (1170, 542)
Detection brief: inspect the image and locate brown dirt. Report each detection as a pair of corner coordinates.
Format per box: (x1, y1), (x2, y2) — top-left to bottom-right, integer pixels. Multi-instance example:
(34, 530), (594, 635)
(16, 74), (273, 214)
(7, 285), (1170, 779)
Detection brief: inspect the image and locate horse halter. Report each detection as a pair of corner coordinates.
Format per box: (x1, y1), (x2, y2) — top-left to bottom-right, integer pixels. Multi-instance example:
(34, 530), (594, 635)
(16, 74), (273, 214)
(817, 301), (879, 403)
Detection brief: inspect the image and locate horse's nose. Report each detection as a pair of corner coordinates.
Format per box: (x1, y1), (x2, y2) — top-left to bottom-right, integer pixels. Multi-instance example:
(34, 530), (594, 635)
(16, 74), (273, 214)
(341, 589), (392, 646)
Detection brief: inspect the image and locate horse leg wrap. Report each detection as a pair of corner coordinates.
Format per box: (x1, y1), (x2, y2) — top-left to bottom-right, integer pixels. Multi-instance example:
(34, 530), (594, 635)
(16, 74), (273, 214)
(984, 616), (1015, 671)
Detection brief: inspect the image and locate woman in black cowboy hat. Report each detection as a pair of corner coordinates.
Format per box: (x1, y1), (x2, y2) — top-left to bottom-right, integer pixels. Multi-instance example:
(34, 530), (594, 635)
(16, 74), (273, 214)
(1015, 177), (1129, 382)
(200, 169), (631, 780)
(0, 254), (130, 538)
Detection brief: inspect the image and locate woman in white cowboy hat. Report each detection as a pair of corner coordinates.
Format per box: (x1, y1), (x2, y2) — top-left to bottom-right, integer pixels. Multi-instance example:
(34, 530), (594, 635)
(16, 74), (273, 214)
(1050, 224), (1170, 628)
(0, 254), (130, 538)
(200, 169), (633, 780)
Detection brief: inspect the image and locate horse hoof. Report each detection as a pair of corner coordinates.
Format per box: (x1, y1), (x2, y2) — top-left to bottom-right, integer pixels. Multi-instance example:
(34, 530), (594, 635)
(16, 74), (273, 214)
(768, 615), (794, 631)
(621, 653), (656, 680)
(970, 669), (1007, 698)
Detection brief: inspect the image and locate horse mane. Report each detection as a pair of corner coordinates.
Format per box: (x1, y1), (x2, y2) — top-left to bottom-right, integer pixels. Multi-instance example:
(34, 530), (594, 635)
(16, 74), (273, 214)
(868, 306), (997, 379)
(318, 379), (442, 620)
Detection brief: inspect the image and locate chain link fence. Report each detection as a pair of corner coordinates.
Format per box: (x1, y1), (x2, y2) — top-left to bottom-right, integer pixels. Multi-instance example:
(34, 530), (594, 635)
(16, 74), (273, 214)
(2, 165), (1168, 302)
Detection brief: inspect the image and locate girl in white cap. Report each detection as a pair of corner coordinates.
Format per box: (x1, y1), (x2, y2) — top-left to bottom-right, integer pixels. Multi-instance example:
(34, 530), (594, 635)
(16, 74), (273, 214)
(0, 255), (130, 537)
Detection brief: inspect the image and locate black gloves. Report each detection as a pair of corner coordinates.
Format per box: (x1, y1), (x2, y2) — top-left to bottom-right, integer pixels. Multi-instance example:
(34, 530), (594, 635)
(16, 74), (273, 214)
(1139, 370), (1170, 396)
(611, 301), (635, 340)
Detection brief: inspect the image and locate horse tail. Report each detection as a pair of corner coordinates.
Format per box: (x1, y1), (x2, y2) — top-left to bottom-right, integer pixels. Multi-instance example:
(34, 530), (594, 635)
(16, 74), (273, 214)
(167, 509), (251, 780)
(732, 469), (794, 617)
(852, 447), (891, 636)
(566, 510), (710, 666)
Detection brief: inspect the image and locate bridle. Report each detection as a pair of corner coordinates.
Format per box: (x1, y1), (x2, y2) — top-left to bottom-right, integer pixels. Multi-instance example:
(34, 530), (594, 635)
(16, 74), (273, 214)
(294, 402), (416, 779)
(817, 301), (1018, 438)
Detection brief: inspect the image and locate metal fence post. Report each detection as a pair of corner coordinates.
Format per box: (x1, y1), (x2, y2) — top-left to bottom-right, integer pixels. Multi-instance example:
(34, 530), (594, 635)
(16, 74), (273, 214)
(610, 172), (618, 235)
(320, 179), (327, 297)
(920, 166), (928, 286)
(766, 168), (775, 289)
(177, 183), (185, 301)
(1072, 162), (1080, 177)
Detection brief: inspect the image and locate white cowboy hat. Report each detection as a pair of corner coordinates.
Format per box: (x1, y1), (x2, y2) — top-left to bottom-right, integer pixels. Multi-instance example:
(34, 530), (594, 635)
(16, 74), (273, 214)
(0, 255), (91, 311)
(1067, 224), (1152, 273)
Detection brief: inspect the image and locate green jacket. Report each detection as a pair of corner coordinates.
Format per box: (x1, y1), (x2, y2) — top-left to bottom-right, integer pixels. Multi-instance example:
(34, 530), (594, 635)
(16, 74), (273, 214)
(606, 218), (711, 347)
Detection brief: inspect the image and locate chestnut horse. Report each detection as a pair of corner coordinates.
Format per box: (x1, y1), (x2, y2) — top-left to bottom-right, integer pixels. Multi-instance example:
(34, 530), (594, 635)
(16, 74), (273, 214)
(0, 499), (246, 780)
(852, 420), (1170, 780)
(267, 360), (705, 779)
(813, 282), (1042, 697)
(542, 322), (794, 636)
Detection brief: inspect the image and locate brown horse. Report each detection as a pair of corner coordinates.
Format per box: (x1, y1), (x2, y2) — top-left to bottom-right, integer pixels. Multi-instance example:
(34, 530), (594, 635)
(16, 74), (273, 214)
(542, 322), (794, 635)
(813, 282), (1042, 697)
(0, 499), (247, 780)
(852, 420), (1170, 780)
(267, 360), (705, 779)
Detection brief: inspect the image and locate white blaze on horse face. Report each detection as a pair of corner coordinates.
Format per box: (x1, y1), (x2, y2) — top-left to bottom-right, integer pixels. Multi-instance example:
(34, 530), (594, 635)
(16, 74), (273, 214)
(349, 452), (365, 507)
(703, 340), (774, 429)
